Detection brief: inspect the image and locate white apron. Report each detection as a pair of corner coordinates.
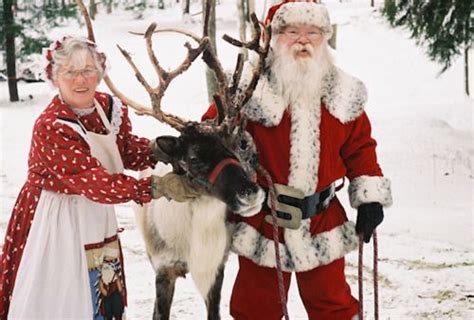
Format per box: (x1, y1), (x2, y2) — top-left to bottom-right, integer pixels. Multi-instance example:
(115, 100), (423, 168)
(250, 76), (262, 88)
(9, 100), (126, 320)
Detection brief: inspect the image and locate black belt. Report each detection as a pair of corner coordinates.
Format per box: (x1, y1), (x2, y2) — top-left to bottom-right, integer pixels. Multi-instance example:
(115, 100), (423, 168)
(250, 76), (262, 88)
(263, 183), (336, 229)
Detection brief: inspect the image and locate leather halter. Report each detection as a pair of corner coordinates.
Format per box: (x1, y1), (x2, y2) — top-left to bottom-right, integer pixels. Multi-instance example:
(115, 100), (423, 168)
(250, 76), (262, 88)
(207, 158), (241, 185)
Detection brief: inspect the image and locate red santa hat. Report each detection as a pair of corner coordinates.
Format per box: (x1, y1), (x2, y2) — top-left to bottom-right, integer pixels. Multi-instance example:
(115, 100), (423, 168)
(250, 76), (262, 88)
(265, 0), (333, 39)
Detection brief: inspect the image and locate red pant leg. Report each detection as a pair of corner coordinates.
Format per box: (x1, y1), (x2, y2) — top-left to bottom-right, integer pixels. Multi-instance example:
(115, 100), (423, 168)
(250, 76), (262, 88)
(295, 258), (359, 320)
(230, 256), (291, 320)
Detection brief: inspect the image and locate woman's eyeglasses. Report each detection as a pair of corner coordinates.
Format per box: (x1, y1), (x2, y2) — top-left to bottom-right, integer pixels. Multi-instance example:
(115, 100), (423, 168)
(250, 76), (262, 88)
(60, 67), (99, 79)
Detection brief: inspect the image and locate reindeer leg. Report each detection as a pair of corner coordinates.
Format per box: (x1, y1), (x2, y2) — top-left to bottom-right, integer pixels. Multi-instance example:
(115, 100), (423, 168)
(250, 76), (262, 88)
(205, 264), (225, 320)
(153, 267), (177, 320)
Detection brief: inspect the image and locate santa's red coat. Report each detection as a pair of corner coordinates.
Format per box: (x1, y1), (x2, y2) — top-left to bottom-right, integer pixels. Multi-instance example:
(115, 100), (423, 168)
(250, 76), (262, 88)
(203, 65), (392, 272)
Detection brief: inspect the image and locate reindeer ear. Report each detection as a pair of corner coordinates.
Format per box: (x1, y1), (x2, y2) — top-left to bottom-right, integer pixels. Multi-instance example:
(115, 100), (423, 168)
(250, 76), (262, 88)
(154, 136), (182, 163)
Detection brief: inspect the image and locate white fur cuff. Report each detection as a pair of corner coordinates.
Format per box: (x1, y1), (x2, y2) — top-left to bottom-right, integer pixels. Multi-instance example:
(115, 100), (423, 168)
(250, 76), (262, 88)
(231, 220), (358, 272)
(348, 175), (393, 208)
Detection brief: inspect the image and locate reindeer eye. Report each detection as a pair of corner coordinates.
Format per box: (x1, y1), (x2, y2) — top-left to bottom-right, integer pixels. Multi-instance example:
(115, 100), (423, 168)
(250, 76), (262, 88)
(178, 160), (188, 170)
(188, 155), (199, 164)
(240, 139), (248, 150)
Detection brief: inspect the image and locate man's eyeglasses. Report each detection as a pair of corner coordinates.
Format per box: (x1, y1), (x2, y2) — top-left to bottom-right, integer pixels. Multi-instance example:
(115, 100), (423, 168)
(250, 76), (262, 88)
(280, 29), (323, 40)
(60, 67), (99, 79)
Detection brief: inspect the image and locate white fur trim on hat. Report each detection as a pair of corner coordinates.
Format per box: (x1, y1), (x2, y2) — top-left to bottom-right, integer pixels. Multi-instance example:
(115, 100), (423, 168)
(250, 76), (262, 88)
(348, 175), (393, 208)
(271, 2), (333, 38)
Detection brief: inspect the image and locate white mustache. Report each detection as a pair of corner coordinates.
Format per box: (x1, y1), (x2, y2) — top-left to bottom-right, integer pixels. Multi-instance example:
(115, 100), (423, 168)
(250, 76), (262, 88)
(291, 43), (314, 56)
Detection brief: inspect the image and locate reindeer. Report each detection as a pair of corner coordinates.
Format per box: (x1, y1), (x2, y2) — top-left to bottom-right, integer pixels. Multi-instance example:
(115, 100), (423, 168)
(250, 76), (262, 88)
(76, 1), (271, 319)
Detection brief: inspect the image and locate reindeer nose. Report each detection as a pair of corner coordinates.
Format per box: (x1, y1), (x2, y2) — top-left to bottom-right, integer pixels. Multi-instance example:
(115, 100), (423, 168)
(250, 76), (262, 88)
(238, 188), (250, 198)
(238, 183), (259, 198)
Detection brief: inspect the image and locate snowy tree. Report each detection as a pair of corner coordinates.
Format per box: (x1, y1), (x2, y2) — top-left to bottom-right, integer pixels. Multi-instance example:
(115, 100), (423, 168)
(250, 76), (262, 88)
(203, 0), (218, 102)
(0, 0), (78, 100)
(89, 0), (97, 19)
(183, 0), (191, 14)
(237, 0), (255, 60)
(383, 0), (473, 96)
(2, 0), (19, 101)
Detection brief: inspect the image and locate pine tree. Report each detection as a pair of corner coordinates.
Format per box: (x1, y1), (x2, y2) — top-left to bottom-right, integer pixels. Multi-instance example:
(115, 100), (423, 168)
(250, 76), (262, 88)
(383, 0), (473, 95)
(17, 2), (77, 58)
(0, 1), (79, 83)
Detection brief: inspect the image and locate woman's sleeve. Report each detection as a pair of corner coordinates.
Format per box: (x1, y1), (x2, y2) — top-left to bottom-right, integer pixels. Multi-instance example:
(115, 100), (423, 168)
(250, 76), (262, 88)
(115, 101), (158, 171)
(35, 119), (152, 205)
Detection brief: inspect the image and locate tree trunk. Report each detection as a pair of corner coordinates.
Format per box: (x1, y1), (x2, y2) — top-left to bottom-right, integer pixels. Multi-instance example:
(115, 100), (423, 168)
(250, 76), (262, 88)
(158, 0), (165, 9)
(237, 0), (248, 60)
(383, 0), (394, 14)
(203, 0), (218, 103)
(261, 0), (269, 21)
(106, 0), (113, 14)
(183, 0), (190, 14)
(465, 46), (470, 96)
(247, 0), (255, 17)
(89, 0), (97, 20)
(371, 0), (374, 7)
(328, 24), (337, 49)
(3, 0), (19, 102)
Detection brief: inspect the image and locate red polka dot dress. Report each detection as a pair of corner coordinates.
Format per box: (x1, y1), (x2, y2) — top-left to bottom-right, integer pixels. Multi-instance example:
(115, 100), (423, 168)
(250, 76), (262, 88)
(0, 92), (157, 319)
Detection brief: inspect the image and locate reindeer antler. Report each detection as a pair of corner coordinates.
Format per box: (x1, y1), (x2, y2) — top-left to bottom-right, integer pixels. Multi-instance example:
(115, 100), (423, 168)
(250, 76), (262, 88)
(117, 22), (210, 131)
(76, 0), (270, 134)
(76, 0), (210, 132)
(132, 3), (271, 134)
(219, 14), (272, 126)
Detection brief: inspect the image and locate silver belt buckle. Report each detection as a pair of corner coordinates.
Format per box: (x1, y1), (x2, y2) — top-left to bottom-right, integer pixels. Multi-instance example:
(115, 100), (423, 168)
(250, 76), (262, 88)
(264, 183), (305, 230)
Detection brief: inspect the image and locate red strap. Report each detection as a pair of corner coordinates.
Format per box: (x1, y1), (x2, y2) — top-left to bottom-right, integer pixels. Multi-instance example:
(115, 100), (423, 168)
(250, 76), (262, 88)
(207, 158), (241, 185)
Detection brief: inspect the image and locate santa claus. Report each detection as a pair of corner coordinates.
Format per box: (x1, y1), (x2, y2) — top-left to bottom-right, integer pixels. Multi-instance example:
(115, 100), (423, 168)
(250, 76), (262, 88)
(203, 0), (392, 319)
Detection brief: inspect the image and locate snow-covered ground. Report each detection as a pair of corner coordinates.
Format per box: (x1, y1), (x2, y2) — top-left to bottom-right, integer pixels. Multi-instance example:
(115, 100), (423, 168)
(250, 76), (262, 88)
(1, 0), (473, 319)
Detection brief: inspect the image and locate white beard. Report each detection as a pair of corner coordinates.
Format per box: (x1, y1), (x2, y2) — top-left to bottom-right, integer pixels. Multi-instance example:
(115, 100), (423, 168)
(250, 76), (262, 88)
(270, 40), (333, 108)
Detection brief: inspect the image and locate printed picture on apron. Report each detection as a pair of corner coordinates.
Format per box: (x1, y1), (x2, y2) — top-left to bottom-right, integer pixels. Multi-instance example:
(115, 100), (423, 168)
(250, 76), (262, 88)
(85, 235), (126, 320)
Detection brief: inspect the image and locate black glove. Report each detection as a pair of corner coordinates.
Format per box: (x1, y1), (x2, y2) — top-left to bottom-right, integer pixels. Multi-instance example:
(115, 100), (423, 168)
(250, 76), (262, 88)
(356, 202), (384, 243)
